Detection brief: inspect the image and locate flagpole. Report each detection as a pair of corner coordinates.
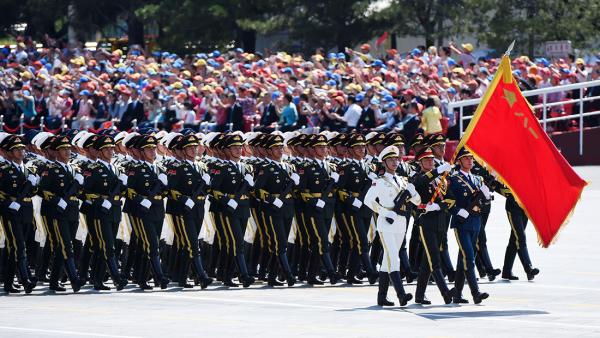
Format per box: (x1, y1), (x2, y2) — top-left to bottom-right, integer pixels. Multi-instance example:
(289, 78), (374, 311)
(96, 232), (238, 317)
(426, 41), (516, 205)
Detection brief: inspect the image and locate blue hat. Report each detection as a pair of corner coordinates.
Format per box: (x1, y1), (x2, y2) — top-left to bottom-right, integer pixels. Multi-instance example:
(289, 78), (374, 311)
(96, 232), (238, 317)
(271, 91), (281, 100)
(356, 94), (365, 102)
(79, 76), (89, 83)
(328, 52), (336, 60)
(326, 79), (336, 86)
(138, 127), (158, 135)
(257, 60), (266, 67)
(196, 53), (208, 59)
(447, 87), (457, 94)
(383, 94), (394, 102)
(211, 50), (221, 57)
(411, 48), (422, 56)
(282, 67), (293, 74)
(336, 52), (345, 60)
(479, 67), (489, 74)
(447, 58), (456, 66)
(372, 59), (383, 67)
(79, 90), (91, 96)
(243, 64), (252, 69)
(235, 48), (244, 53)
(370, 98), (380, 105)
(386, 102), (397, 109)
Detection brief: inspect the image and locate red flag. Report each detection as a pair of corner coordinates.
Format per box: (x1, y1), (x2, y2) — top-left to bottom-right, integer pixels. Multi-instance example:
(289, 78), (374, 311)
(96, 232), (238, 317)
(457, 55), (587, 247)
(376, 32), (388, 47)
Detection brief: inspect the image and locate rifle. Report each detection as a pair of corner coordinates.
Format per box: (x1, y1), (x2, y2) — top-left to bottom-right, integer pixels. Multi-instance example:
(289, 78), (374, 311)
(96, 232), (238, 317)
(385, 189), (413, 224)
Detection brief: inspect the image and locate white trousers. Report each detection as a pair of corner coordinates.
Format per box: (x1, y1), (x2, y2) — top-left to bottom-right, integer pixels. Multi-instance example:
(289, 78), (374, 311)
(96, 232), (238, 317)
(377, 218), (408, 273)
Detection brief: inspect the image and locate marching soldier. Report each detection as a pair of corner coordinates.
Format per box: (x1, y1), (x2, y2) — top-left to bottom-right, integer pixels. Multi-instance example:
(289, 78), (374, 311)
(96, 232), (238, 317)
(425, 133), (455, 282)
(165, 134), (214, 289)
(498, 184), (540, 281)
(448, 148), (490, 304)
(364, 145), (420, 306)
(209, 134), (256, 288)
(337, 133), (378, 284)
(38, 135), (83, 293)
(253, 134), (297, 286)
(297, 134), (339, 285)
(0, 135), (38, 294)
(126, 134), (170, 290)
(412, 147), (456, 305)
(81, 135), (128, 291)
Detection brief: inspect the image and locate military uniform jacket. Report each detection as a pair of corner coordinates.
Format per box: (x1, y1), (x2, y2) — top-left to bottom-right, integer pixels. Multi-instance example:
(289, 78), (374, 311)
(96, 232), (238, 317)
(298, 159), (335, 219)
(39, 161), (80, 221)
(0, 161), (35, 224)
(209, 160), (250, 218)
(413, 169), (456, 221)
(126, 161), (166, 219)
(166, 159), (208, 217)
(337, 159), (373, 218)
(448, 171), (486, 232)
(71, 157), (95, 214)
(253, 159), (295, 218)
(82, 161), (124, 222)
(117, 158), (138, 214)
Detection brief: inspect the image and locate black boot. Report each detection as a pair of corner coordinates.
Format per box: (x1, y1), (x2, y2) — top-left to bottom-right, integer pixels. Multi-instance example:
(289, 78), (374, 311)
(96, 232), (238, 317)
(452, 269), (468, 303)
(107, 256), (127, 291)
(415, 269), (431, 305)
(278, 254), (296, 287)
(479, 248), (500, 281)
(431, 269), (453, 304)
(307, 251), (324, 285)
(192, 256), (213, 289)
(236, 253), (255, 288)
(466, 268), (488, 304)
(65, 258), (81, 293)
(150, 255), (170, 289)
(17, 260), (35, 294)
(526, 267), (540, 281)
(322, 254), (339, 285)
(389, 271), (412, 306)
(267, 257), (284, 286)
(377, 272), (394, 306)
(501, 245), (519, 280)
(93, 255), (110, 290)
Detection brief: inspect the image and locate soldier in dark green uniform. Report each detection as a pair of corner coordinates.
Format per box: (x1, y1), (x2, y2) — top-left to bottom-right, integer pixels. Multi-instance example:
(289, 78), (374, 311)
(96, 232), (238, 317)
(337, 133), (378, 285)
(0, 135), (38, 294)
(165, 134), (213, 289)
(412, 146), (456, 304)
(81, 135), (128, 291)
(38, 136), (82, 293)
(253, 134), (297, 286)
(209, 134), (255, 288)
(126, 134), (170, 290)
(298, 134), (339, 285)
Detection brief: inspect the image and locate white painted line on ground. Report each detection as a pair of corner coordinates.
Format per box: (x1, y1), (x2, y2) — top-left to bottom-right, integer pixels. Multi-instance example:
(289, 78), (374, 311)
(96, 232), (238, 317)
(0, 326), (141, 338)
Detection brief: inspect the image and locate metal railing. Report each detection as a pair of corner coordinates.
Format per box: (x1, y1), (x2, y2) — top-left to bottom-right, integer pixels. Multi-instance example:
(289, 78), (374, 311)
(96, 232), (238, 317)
(450, 79), (600, 155)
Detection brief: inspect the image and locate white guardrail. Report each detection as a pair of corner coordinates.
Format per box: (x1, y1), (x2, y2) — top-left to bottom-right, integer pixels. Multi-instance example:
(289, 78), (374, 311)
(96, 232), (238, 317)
(450, 79), (600, 155)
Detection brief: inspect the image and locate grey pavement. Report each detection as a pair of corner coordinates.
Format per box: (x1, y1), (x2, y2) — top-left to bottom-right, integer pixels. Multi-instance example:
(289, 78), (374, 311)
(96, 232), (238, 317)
(1, 166), (599, 338)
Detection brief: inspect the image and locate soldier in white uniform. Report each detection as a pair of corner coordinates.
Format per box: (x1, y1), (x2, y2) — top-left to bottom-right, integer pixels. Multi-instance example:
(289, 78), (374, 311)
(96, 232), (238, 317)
(364, 145), (421, 307)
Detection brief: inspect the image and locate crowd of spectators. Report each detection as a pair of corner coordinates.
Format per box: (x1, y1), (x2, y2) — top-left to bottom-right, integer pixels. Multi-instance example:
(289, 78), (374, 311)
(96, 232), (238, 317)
(1, 36), (599, 143)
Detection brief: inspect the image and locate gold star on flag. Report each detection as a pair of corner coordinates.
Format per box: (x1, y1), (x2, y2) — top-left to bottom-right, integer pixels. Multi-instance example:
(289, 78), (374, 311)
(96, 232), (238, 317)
(502, 89), (517, 108)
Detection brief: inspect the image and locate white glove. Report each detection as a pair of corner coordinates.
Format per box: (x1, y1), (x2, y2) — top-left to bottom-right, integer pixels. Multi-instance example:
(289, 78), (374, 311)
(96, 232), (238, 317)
(330, 172), (340, 183)
(425, 202), (440, 212)
(202, 173), (211, 185)
(74, 173), (84, 185)
(315, 199), (325, 209)
(118, 174), (128, 185)
(436, 163), (452, 174)
(101, 199), (112, 210)
(406, 183), (417, 197)
(158, 173), (168, 186)
(140, 198), (152, 209)
(227, 199), (238, 210)
(457, 208), (470, 219)
(244, 174), (254, 186)
(368, 172), (378, 180)
(27, 174), (39, 186)
(9, 202), (20, 211)
(273, 198), (283, 208)
(185, 198), (195, 209)
(480, 184), (491, 200)
(57, 198), (67, 210)
(290, 173), (300, 185)
(352, 199), (363, 208)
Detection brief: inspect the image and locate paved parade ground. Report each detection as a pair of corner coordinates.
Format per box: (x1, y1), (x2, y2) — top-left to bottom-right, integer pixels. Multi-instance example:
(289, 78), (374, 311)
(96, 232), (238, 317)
(1, 166), (599, 338)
